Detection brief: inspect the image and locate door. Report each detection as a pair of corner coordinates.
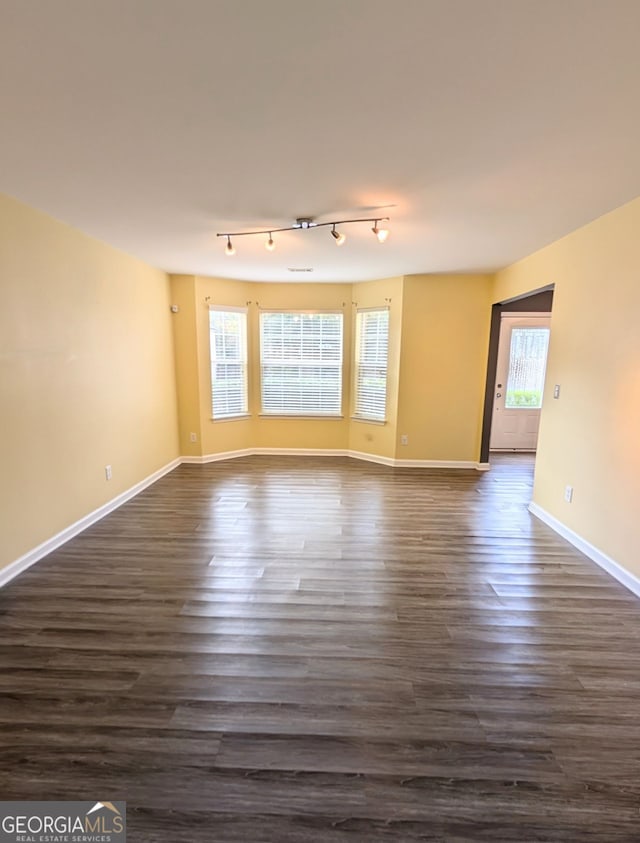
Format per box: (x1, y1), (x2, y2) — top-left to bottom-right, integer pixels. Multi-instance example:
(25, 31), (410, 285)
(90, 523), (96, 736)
(490, 314), (551, 451)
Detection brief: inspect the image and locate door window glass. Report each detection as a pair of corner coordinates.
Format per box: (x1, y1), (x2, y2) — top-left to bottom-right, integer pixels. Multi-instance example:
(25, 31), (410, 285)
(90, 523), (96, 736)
(505, 327), (550, 408)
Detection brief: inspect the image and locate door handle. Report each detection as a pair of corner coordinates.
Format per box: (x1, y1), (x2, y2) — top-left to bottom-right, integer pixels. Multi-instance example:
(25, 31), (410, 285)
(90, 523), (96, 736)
(496, 392), (502, 398)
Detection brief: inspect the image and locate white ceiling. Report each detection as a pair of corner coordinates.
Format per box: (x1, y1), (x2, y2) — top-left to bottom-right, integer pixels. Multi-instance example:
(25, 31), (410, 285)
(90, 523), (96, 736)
(2, 0), (640, 282)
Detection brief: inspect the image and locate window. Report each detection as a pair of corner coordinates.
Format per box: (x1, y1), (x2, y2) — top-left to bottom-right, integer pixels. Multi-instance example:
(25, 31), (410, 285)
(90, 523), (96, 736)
(354, 307), (389, 421)
(505, 327), (550, 409)
(209, 307), (248, 418)
(260, 311), (343, 415)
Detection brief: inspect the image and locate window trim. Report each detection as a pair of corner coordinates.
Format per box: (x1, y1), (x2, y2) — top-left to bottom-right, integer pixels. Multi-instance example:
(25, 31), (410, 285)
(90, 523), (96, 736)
(209, 305), (249, 421)
(353, 306), (390, 423)
(259, 309), (344, 417)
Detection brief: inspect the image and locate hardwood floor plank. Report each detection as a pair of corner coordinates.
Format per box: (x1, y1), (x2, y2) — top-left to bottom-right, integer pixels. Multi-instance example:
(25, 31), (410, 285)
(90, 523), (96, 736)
(1, 453), (639, 840)
(170, 700), (485, 741)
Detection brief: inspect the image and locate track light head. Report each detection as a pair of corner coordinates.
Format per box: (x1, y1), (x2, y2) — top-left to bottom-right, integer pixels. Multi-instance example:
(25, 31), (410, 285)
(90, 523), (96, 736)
(225, 236), (235, 256)
(265, 233), (276, 252)
(372, 219), (390, 243)
(331, 225), (346, 246)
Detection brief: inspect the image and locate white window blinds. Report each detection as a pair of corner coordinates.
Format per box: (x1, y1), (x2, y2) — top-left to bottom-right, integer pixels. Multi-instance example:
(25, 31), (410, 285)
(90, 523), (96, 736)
(209, 307), (248, 418)
(260, 311), (343, 415)
(354, 308), (389, 421)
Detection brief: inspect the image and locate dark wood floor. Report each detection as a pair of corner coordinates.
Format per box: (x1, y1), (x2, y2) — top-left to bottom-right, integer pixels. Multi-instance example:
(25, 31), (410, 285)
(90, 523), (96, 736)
(2, 454), (640, 841)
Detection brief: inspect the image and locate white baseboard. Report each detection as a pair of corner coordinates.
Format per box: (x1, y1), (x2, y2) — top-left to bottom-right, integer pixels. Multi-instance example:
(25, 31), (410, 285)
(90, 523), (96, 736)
(253, 447), (350, 458)
(394, 458), (480, 469)
(0, 458), (181, 590)
(191, 447), (487, 471)
(347, 450), (396, 467)
(181, 448), (254, 464)
(528, 502), (640, 599)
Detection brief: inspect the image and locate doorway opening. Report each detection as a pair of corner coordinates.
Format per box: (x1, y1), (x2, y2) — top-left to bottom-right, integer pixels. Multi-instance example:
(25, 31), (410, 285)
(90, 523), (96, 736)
(490, 313), (551, 451)
(480, 287), (554, 466)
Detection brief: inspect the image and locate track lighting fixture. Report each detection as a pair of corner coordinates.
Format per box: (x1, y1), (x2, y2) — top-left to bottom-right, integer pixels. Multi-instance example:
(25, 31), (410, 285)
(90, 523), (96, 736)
(372, 220), (390, 243)
(217, 216), (389, 255)
(330, 224), (346, 246)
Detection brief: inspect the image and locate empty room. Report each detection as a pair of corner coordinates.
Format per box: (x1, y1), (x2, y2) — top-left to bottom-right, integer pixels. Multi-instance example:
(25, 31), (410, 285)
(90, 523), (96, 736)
(1, 1), (640, 841)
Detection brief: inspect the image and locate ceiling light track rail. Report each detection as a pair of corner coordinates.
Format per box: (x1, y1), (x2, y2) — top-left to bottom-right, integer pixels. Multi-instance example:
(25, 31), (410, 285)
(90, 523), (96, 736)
(217, 216), (390, 255)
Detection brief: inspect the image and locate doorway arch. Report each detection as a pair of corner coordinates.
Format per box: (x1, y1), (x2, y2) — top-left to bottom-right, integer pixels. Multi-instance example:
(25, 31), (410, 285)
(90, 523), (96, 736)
(479, 285), (554, 464)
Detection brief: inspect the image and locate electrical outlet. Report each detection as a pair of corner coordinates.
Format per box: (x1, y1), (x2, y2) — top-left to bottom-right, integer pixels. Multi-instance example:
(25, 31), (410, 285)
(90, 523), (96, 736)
(105, 465), (112, 481)
(400, 434), (408, 446)
(553, 384), (561, 399)
(564, 485), (573, 503)
(190, 432), (197, 443)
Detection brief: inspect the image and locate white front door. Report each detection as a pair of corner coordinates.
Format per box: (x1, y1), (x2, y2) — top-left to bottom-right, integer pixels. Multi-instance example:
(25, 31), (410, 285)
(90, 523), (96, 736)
(490, 314), (551, 451)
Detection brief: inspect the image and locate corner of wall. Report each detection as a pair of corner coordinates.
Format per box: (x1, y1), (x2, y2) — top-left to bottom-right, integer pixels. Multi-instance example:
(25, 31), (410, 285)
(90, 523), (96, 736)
(169, 274), (203, 456)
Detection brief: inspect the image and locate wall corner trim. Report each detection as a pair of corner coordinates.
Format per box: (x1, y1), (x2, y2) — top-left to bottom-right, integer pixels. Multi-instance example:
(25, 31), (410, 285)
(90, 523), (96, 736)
(0, 458), (181, 590)
(528, 501), (640, 599)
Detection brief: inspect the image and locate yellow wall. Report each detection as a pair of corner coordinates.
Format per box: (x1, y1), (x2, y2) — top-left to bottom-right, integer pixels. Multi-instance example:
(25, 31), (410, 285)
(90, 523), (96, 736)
(397, 274), (492, 461)
(493, 195), (640, 578)
(0, 193), (179, 572)
(169, 275), (204, 457)
(171, 273), (493, 464)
